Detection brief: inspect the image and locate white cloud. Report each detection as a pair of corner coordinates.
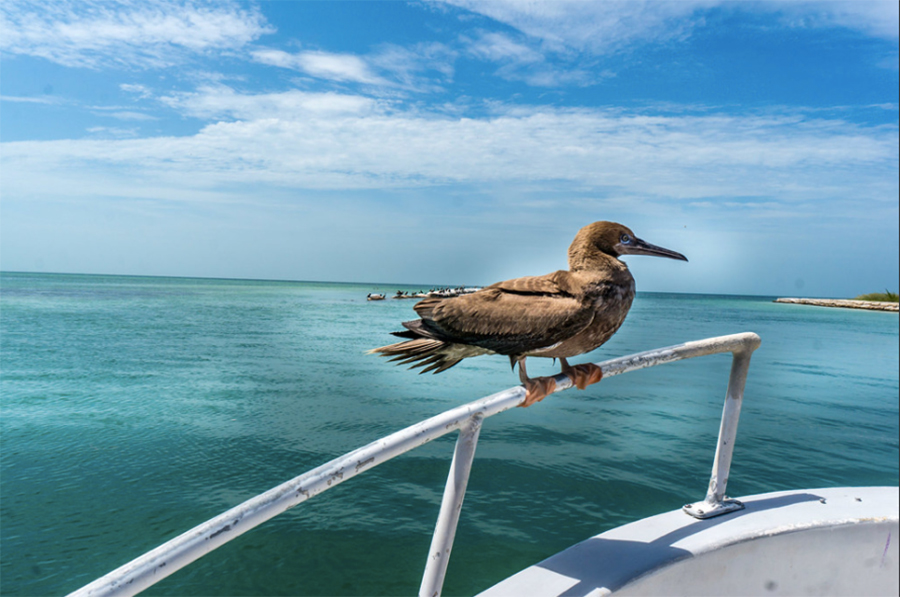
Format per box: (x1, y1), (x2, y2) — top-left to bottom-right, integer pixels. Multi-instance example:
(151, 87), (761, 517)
(442, 1), (898, 86)
(120, 83), (152, 99)
(86, 125), (139, 138)
(445, 2), (709, 87)
(0, 95), (62, 104)
(367, 42), (457, 91)
(158, 85), (379, 121)
(87, 103), (159, 120)
(776, 1), (899, 40)
(2, 88), (896, 212)
(104, 111), (158, 121)
(251, 49), (388, 85)
(443, 0), (714, 54)
(251, 43), (456, 92)
(0, 0), (274, 69)
(465, 31), (543, 64)
(462, 30), (600, 87)
(441, 0), (898, 56)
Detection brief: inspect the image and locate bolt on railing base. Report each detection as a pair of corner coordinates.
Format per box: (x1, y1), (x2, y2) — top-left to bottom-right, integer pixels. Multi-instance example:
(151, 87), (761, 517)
(683, 498), (745, 519)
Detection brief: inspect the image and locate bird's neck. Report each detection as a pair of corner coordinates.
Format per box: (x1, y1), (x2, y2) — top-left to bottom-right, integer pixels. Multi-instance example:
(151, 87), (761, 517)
(568, 246), (628, 274)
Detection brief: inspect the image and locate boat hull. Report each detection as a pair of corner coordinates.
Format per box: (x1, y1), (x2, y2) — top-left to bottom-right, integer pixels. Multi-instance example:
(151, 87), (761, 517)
(478, 486), (898, 597)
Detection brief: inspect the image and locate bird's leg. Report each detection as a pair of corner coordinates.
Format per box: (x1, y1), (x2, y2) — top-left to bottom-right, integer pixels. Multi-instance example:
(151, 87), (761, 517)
(517, 357), (556, 407)
(559, 357), (604, 391)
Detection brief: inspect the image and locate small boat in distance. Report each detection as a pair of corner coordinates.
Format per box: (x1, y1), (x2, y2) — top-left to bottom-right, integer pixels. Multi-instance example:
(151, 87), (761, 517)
(375, 287), (484, 300)
(427, 286), (482, 297)
(366, 293), (386, 301)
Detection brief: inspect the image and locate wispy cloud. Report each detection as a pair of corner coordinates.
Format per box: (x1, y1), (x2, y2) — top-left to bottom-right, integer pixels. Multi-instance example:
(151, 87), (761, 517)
(86, 125), (139, 138)
(0, 0), (274, 69)
(0, 95), (63, 104)
(251, 49), (388, 85)
(775, 1), (899, 40)
(465, 31), (543, 64)
(251, 42), (456, 92)
(104, 111), (158, 121)
(367, 42), (457, 91)
(86, 102), (159, 121)
(158, 85), (379, 121)
(119, 83), (153, 99)
(462, 30), (602, 86)
(443, 0), (713, 54)
(447, 2), (706, 88)
(442, 0), (898, 56)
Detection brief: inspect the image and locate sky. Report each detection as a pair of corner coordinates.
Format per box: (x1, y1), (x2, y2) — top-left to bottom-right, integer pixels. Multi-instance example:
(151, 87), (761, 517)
(1, 0), (898, 297)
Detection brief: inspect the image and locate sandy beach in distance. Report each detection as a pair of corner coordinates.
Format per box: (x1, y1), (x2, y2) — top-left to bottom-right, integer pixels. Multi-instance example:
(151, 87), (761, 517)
(775, 298), (899, 312)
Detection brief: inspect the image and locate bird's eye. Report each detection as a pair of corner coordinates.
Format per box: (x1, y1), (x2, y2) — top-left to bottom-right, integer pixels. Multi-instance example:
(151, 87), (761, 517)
(620, 234), (632, 244)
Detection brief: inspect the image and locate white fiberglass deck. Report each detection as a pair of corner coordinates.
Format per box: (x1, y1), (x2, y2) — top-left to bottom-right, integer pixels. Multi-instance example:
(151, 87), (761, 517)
(479, 486), (899, 597)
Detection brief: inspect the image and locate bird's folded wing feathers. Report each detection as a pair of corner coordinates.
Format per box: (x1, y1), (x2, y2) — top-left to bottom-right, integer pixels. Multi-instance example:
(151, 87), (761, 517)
(485, 270), (575, 295)
(411, 272), (592, 354)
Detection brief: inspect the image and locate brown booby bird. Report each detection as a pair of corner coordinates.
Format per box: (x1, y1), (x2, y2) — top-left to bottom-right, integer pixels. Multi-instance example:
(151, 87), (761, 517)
(370, 222), (687, 406)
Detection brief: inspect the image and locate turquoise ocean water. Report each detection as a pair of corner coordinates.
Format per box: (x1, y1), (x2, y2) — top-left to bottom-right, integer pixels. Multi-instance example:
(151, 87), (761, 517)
(2, 272), (898, 596)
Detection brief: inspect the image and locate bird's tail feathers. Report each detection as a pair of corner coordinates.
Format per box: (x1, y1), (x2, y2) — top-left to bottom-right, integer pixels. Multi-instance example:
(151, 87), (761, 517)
(390, 329), (419, 339)
(368, 338), (463, 374)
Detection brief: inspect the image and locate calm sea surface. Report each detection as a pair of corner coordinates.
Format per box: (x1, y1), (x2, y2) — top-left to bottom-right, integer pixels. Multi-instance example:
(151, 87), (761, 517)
(2, 272), (898, 596)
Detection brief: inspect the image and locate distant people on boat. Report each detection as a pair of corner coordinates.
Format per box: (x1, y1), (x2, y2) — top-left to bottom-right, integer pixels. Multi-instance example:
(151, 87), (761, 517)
(370, 287), (482, 300)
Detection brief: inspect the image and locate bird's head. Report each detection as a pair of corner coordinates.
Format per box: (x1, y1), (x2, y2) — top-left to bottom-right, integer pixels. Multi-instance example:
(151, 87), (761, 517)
(568, 221), (688, 270)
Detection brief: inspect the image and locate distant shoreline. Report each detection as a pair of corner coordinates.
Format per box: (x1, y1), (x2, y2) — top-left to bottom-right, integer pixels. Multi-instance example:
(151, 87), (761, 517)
(774, 298), (899, 312)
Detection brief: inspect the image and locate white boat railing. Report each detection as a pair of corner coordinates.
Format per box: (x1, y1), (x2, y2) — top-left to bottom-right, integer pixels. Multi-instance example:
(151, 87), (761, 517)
(69, 332), (761, 597)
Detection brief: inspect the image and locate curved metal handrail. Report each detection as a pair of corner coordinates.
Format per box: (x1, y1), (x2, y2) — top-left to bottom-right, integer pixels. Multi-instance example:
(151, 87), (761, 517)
(69, 332), (761, 597)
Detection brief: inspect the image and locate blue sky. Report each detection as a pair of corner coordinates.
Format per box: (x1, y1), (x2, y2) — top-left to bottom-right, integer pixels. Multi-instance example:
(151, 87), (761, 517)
(1, 0), (897, 297)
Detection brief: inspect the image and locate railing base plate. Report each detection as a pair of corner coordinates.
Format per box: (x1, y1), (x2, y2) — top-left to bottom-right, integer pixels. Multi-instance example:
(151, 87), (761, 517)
(683, 498), (745, 519)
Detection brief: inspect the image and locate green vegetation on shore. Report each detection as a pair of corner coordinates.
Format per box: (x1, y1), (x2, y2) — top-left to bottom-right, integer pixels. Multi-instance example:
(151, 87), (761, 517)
(855, 290), (899, 302)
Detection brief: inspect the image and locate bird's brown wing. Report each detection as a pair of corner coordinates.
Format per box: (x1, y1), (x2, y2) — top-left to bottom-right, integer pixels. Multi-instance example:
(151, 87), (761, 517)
(484, 270), (579, 295)
(410, 271), (593, 355)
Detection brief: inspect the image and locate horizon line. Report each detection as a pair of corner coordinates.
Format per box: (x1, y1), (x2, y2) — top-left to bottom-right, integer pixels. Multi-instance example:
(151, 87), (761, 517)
(0, 269), (806, 300)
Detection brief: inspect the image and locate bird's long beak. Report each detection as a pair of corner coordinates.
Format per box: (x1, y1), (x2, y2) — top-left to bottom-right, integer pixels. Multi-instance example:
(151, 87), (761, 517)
(624, 238), (688, 261)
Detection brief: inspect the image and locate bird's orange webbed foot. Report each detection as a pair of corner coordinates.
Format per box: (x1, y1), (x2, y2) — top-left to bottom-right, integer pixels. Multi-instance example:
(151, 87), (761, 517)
(520, 377), (557, 407)
(564, 363), (604, 390)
